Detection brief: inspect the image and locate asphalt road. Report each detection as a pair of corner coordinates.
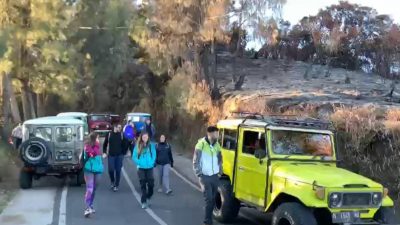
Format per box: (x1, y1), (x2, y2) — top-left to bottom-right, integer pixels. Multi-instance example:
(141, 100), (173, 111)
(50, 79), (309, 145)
(0, 140), (271, 225)
(64, 157), (268, 225)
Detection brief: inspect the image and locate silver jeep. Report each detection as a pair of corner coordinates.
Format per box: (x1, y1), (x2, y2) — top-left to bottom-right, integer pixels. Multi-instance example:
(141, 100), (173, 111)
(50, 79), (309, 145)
(19, 116), (85, 189)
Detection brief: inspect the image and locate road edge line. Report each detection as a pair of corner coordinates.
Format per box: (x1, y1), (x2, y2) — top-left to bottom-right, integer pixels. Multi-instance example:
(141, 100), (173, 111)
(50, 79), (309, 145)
(122, 167), (168, 225)
(58, 185), (67, 225)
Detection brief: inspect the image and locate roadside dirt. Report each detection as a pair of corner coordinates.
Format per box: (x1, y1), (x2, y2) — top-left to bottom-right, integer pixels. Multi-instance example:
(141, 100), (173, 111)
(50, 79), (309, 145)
(0, 141), (19, 214)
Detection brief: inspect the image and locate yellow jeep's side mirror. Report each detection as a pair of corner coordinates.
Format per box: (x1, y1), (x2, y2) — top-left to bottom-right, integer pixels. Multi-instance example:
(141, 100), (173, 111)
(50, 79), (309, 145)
(255, 149), (267, 159)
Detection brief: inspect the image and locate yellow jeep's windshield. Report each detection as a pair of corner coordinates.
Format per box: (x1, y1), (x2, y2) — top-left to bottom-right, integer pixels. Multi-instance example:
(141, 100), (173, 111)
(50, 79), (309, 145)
(272, 130), (333, 157)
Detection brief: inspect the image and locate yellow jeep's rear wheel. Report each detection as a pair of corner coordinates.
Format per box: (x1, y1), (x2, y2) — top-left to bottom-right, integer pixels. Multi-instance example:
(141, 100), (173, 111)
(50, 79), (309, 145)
(272, 202), (317, 225)
(213, 179), (240, 223)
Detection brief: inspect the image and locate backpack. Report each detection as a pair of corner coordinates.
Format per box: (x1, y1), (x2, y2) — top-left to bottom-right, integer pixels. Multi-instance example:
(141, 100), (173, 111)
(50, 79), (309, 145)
(123, 125), (135, 141)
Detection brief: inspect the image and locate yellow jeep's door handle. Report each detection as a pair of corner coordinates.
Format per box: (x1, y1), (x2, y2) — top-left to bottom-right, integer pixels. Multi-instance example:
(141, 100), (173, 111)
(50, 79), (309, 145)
(238, 166), (245, 171)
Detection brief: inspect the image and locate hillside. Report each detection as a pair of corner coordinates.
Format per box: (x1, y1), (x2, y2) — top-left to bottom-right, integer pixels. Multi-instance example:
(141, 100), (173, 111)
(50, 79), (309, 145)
(216, 56), (400, 116)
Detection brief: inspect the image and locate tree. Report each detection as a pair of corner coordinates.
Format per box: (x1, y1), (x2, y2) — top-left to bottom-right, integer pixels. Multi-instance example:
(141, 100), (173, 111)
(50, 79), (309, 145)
(0, 0), (79, 120)
(70, 0), (135, 111)
(229, 0), (285, 88)
(132, 0), (230, 96)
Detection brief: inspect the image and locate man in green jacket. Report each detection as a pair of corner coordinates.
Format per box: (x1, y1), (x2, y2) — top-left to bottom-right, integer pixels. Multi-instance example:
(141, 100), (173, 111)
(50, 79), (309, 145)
(193, 126), (222, 225)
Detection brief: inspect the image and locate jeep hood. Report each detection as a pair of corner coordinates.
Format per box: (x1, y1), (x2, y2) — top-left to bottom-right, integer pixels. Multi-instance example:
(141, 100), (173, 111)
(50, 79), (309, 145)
(273, 162), (381, 188)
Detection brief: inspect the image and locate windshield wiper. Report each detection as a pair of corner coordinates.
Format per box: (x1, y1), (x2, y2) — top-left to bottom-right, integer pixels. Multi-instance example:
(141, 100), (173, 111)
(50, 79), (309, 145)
(284, 152), (304, 158)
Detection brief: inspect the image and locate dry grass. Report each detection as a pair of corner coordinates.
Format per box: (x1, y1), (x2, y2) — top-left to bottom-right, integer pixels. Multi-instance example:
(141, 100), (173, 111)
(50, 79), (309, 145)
(330, 107), (400, 205)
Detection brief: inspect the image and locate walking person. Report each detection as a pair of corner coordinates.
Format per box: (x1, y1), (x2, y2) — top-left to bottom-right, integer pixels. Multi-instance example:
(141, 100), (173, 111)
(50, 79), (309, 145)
(123, 120), (136, 155)
(103, 124), (126, 192)
(156, 134), (173, 195)
(11, 123), (23, 150)
(132, 132), (156, 209)
(144, 118), (156, 141)
(82, 132), (104, 217)
(193, 126), (222, 225)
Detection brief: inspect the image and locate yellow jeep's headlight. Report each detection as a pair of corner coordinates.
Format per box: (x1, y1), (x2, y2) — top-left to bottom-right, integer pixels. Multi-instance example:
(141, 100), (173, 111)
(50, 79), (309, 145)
(372, 192), (382, 206)
(329, 192), (342, 208)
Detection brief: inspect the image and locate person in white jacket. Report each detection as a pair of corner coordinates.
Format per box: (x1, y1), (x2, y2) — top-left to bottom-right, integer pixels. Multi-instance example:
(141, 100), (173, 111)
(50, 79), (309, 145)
(192, 126), (222, 225)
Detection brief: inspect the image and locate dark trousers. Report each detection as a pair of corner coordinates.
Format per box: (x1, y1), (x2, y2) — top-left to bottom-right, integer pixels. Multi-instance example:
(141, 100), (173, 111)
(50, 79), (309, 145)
(137, 168), (154, 203)
(199, 174), (219, 225)
(108, 155), (124, 187)
(14, 137), (22, 150)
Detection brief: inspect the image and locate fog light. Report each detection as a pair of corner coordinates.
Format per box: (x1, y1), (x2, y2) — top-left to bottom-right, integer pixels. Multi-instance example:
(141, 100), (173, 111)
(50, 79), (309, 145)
(315, 187), (325, 200)
(383, 188), (389, 198)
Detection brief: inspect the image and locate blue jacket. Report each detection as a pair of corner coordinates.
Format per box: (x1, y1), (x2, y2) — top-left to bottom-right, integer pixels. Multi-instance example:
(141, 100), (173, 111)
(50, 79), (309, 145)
(132, 142), (156, 169)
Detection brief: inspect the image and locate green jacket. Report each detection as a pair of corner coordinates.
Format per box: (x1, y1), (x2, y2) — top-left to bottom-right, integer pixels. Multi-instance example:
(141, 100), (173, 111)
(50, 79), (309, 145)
(193, 137), (222, 177)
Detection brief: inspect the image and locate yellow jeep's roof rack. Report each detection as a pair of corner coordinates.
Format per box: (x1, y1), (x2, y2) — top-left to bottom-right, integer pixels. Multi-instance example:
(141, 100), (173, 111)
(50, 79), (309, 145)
(228, 111), (334, 130)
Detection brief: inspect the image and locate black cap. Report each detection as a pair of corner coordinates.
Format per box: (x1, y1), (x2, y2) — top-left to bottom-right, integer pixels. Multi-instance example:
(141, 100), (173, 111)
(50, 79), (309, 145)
(207, 126), (219, 133)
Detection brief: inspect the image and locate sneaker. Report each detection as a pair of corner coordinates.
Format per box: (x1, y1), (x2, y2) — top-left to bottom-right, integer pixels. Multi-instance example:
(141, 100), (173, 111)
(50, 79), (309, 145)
(166, 189), (173, 195)
(146, 199), (151, 207)
(89, 207), (96, 214)
(110, 184), (115, 190)
(84, 208), (91, 217)
(113, 186), (118, 192)
(157, 188), (163, 193)
(141, 203), (147, 209)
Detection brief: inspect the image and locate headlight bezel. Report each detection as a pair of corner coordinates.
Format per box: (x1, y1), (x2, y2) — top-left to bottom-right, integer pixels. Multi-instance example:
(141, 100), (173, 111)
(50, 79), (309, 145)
(329, 192), (342, 208)
(372, 192), (382, 206)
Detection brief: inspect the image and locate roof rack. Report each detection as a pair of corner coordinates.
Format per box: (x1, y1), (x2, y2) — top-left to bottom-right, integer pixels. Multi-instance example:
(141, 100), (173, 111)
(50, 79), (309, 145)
(227, 111), (334, 130)
(267, 117), (333, 130)
(229, 111), (264, 119)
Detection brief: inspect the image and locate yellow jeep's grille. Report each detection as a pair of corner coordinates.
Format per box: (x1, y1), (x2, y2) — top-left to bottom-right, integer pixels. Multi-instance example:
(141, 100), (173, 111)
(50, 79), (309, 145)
(329, 192), (382, 208)
(342, 193), (371, 207)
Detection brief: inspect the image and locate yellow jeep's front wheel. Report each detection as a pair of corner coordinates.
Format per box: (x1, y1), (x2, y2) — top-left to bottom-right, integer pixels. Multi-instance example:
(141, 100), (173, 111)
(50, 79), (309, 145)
(213, 179), (240, 223)
(272, 202), (317, 225)
(374, 207), (399, 224)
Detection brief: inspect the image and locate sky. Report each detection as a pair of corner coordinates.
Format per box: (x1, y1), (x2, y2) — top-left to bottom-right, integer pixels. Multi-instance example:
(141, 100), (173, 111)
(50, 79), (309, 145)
(283, 0), (400, 25)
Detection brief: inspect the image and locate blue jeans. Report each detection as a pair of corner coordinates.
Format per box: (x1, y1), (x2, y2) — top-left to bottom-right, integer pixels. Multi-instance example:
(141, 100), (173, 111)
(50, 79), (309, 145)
(108, 155), (124, 187)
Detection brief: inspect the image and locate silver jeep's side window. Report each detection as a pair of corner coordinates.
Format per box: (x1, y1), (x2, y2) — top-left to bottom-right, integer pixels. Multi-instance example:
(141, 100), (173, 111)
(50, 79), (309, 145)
(56, 127), (73, 142)
(34, 127), (52, 141)
(77, 126), (84, 141)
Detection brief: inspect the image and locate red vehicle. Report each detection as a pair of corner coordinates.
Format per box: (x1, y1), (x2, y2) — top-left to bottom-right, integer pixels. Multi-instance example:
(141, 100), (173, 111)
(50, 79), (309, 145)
(88, 113), (113, 135)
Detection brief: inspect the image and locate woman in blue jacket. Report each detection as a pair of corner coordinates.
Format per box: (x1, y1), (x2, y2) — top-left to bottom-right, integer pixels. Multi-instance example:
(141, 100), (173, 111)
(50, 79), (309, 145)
(133, 132), (156, 209)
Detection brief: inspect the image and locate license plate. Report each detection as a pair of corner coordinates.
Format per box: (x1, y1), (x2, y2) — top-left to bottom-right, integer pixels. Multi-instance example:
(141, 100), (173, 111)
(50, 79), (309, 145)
(332, 211), (360, 223)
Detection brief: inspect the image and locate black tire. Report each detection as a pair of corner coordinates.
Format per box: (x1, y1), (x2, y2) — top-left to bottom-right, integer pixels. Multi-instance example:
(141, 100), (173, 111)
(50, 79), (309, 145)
(272, 202), (317, 225)
(19, 169), (33, 189)
(374, 207), (399, 224)
(76, 170), (85, 186)
(213, 179), (240, 223)
(20, 137), (50, 165)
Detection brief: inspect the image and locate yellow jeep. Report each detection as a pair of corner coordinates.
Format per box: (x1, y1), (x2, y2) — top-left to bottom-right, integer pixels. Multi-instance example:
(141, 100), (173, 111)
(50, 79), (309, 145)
(214, 113), (399, 225)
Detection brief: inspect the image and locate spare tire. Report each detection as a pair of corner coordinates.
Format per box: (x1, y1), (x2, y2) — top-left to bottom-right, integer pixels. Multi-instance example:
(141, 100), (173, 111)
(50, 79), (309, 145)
(20, 137), (50, 165)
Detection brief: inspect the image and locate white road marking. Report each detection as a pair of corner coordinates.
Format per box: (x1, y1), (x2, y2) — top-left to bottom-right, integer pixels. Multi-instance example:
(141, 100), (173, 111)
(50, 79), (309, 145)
(170, 168), (201, 192)
(170, 168), (262, 225)
(122, 167), (168, 225)
(58, 186), (68, 225)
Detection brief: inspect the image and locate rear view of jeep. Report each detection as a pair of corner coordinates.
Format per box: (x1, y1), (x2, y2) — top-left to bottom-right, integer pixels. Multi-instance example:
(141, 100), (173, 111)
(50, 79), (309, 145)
(214, 114), (399, 225)
(19, 117), (85, 189)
